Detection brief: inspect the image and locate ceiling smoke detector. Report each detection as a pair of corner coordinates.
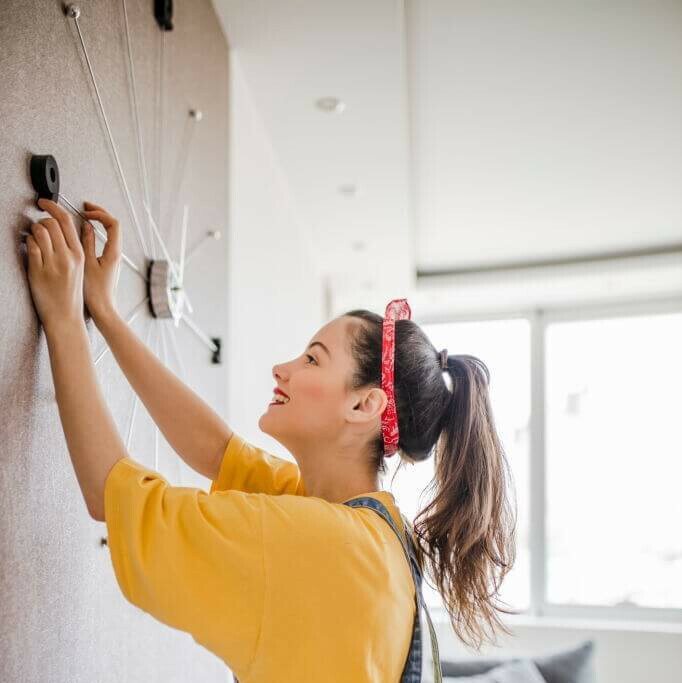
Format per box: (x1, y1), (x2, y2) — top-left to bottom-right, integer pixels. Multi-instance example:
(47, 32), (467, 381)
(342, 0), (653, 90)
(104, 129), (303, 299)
(338, 184), (357, 197)
(315, 97), (345, 113)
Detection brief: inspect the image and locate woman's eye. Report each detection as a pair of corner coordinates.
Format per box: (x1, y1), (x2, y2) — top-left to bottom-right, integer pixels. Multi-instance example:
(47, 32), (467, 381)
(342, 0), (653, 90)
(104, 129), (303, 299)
(305, 354), (317, 365)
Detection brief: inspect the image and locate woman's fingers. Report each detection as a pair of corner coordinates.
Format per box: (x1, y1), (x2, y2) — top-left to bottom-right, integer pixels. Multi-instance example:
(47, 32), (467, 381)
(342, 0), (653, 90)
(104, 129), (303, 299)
(37, 217), (68, 254)
(26, 234), (43, 268)
(82, 203), (121, 264)
(36, 198), (82, 253)
(81, 208), (115, 227)
(81, 221), (97, 263)
(31, 222), (53, 255)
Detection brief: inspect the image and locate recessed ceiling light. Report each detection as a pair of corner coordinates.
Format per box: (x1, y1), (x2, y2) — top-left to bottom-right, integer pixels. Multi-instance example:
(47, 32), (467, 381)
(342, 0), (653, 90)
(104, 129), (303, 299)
(352, 241), (365, 251)
(315, 97), (345, 113)
(338, 184), (357, 197)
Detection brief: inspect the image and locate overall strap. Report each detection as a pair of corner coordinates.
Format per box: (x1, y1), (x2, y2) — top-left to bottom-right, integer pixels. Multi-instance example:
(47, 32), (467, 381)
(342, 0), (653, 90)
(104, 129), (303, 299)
(343, 496), (443, 683)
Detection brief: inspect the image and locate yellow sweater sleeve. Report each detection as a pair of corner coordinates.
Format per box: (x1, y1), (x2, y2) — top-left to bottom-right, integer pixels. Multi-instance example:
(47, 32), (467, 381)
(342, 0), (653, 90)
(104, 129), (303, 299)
(210, 431), (305, 496)
(104, 456), (264, 677)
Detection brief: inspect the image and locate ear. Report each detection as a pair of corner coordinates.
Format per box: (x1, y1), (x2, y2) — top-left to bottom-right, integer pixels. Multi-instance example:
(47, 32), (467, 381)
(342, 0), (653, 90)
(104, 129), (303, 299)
(348, 387), (388, 425)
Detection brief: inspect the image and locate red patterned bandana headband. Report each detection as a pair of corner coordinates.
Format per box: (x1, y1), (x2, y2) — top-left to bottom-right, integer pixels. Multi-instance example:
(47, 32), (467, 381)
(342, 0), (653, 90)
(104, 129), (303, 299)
(381, 298), (412, 456)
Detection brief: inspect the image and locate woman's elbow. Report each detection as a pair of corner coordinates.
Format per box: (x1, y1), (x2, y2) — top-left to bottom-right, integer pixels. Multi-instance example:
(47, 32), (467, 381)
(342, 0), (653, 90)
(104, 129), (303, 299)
(89, 503), (106, 522)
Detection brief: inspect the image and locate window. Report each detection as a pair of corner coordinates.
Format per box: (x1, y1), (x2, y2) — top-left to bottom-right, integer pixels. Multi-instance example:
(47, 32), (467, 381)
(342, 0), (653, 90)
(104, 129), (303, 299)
(546, 311), (682, 609)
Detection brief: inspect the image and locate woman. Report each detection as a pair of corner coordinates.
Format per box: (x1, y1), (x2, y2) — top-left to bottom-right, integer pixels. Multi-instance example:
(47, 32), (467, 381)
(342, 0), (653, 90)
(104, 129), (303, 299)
(24, 198), (518, 682)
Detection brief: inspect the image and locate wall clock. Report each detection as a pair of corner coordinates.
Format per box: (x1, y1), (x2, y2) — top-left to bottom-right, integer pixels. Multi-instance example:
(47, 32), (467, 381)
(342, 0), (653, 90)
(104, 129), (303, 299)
(28, 2), (224, 492)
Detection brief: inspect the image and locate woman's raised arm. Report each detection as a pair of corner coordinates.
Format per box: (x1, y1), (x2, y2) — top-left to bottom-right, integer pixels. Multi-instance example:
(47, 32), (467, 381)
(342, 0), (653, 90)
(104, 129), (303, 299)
(95, 309), (232, 481)
(79, 200), (231, 482)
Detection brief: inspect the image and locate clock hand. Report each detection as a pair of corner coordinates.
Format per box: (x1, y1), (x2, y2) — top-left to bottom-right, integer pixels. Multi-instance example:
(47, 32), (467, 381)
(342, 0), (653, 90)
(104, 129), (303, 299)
(142, 200), (181, 283)
(179, 204), (188, 286)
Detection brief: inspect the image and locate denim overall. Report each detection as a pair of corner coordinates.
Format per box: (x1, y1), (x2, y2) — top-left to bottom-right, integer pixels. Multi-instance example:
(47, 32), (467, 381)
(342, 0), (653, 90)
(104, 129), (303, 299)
(343, 496), (443, 683)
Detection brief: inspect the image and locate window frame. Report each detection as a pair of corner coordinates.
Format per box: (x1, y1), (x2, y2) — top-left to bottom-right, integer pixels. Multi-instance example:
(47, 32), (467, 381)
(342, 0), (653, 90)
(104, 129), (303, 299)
(418, 293), (682, 626)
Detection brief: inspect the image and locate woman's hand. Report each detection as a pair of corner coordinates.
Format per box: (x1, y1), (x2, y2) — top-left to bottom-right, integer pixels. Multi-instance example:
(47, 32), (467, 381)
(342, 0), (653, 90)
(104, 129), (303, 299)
(25, 198), (86, 334)
(80, 201), (122, 326)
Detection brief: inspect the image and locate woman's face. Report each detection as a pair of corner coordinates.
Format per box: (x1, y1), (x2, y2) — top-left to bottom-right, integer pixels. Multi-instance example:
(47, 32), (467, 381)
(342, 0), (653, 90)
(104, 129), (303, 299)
(258, 316), (367, 452)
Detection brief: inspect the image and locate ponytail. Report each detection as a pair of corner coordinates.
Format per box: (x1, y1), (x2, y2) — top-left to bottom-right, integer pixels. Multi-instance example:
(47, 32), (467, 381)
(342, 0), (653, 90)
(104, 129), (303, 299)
(343, 311), (520, 650)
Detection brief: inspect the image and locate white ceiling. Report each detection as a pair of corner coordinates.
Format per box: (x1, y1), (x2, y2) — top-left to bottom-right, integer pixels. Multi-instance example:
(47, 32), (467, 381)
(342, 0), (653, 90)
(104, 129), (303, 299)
(211, 0), (682, 316)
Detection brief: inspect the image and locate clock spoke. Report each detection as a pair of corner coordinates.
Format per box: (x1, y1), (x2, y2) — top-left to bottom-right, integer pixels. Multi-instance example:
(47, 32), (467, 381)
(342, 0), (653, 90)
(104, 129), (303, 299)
(59, 193), (148, 284)
(158, 320), (182, 485)
(164, 110), (202, 255)
(184, 229), (222, 265)
(142, 201), (181, 283)
(170, 282), (194, 315)
(121, 0), (155, 260)
(125, 317), (154, 452)
(94, 296), (150, 366)
(182, 290), (194, 314)
(178, 204), (188, 285)
(153, 323), (160, 471)
(162, 320), (187, 383)
(65, 4), (151, 259)
(155, 28), (166, 228)
(179, 313), (219, 354)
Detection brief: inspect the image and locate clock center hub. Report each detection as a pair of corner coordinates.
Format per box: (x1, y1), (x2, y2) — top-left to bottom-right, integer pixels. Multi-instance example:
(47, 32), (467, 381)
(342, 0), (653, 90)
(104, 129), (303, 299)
(148, 259), (185, 321)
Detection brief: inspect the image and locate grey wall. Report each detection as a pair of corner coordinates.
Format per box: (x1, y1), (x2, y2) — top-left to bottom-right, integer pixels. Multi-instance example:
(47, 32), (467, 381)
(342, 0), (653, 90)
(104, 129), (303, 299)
(0, 1), (233, 680)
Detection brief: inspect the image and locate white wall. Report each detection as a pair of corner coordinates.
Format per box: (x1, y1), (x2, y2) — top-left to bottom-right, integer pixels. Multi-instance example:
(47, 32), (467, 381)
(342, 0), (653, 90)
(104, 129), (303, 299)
(225, 53), (325, 457)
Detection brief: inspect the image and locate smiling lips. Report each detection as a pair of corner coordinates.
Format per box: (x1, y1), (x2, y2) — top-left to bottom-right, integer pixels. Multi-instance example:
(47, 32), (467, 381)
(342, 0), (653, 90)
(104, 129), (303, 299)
(270, 386), (290, 405)
(270, 392), (290, 405)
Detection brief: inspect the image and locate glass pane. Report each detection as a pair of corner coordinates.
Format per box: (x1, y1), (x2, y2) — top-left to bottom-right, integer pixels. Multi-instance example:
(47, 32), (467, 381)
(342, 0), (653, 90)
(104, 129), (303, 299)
(381, 318), (531, 613)
(546, 311), (682, 609)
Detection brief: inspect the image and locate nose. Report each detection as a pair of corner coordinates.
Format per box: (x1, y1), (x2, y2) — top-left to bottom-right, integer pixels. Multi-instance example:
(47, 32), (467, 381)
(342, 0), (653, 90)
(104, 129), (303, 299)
(273, 363), (287, 382)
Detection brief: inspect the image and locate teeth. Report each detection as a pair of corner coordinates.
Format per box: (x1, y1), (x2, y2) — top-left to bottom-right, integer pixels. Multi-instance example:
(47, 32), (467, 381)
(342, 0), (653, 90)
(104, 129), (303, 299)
(272, 394), (290, 403)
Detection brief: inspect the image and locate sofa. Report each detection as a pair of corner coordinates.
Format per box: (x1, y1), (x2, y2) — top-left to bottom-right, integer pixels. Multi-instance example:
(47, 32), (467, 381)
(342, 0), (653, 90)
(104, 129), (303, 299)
(440, 639), (596, 682)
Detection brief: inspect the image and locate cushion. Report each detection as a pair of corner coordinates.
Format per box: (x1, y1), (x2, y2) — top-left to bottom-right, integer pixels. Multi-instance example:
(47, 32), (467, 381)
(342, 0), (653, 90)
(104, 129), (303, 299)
(445, 659), (546, 682)
(441, 639), (596, 683)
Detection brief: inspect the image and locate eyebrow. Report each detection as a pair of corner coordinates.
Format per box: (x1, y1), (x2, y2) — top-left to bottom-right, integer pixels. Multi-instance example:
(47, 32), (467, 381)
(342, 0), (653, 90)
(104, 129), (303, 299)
(308, 341), (331, 359)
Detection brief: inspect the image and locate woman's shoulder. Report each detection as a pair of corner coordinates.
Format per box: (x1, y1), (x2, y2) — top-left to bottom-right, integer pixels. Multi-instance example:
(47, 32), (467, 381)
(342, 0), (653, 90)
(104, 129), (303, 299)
(257, 489), (410, 556)
(258, 490), (416, 606)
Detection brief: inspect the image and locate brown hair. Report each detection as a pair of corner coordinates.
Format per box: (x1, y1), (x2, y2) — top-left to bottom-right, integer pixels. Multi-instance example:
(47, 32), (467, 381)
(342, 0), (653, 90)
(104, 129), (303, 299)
(343, 310), (521, 651)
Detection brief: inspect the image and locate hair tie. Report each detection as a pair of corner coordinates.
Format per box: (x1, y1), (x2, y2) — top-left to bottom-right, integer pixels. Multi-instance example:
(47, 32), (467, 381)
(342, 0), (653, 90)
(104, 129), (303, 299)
(381, 298), (411, 457)
(439, 348), (448, 370)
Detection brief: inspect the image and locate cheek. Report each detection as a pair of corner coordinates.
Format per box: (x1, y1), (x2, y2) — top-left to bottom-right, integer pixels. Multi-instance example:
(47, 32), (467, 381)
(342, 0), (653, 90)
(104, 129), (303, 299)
(294, 376), (333, 405)
(306, 383), (327, 401)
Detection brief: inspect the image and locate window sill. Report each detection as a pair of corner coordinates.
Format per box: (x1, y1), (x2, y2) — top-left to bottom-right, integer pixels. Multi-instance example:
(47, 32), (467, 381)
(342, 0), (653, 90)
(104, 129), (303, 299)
(428, 607), (682, 635)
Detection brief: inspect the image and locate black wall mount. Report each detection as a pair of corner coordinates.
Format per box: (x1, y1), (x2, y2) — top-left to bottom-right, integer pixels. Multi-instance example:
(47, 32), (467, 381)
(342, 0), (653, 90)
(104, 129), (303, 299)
(211, 337), (222, 365)
(154, 0), (173, 31)
(29, 154), (60, 207)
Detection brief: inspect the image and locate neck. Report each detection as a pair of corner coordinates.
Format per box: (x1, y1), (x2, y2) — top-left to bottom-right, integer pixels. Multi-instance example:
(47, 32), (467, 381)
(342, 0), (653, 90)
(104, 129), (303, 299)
(295, 449), (380, 503)
(304, 476), (381, 503)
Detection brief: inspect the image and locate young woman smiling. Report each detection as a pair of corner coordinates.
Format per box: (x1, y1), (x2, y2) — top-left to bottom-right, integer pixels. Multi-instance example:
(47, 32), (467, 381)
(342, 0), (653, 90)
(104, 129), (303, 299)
(24, 198), (518, 682)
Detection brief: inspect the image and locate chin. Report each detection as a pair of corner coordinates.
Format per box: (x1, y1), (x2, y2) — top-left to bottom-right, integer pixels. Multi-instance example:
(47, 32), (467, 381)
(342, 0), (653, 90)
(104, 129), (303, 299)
(258, 413), (273, 435)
